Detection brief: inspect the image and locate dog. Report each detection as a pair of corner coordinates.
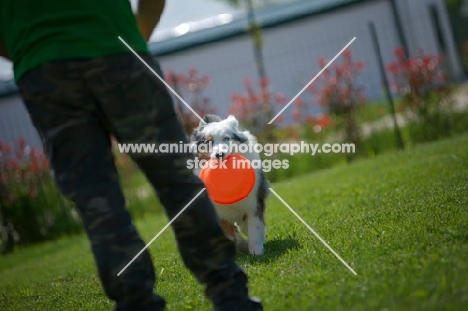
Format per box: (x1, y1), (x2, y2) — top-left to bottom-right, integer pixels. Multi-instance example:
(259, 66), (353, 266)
(190, 114), (269, 255)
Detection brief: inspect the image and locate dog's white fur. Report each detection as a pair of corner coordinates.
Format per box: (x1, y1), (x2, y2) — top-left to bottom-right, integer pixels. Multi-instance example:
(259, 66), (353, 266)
(191, 115), (268, 255)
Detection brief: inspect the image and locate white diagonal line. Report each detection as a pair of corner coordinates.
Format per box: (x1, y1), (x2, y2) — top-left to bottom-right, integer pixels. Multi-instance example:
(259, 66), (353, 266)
(269, 188), (357, 276)
(268, 37), (357, 124)
(118, 36), (206, 124)
(117, 188), (206, 276)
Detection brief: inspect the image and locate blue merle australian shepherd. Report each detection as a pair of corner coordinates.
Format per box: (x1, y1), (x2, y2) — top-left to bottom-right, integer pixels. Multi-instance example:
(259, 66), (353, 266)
(190, 114), (269, 255)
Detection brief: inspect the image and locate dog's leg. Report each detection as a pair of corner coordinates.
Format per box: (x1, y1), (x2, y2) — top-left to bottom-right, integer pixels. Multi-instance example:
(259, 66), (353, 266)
(220, 219), (248, 253)
(239, 214), (249, 237)
(220, 219), (237, 241)
(245, 172), (269, 255)
(256, 172), (269, 241)
(234, 229), (249, 253)
(247, 214), (265, 255)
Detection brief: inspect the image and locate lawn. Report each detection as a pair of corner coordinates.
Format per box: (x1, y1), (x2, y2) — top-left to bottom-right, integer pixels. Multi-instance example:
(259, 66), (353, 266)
(1, 133), (467, 311)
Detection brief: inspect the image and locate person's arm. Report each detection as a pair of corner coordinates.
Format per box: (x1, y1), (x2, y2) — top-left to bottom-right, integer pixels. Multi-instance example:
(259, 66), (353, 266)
(136, 0), (166, 41)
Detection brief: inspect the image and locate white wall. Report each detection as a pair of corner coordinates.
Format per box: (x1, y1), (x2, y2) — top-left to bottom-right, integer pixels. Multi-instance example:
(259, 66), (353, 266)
(156, 0), (462, 119)
(0, 95), (43, 151)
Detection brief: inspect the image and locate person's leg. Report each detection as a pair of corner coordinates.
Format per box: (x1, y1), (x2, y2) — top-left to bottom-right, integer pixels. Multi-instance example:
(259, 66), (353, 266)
(17, 62), (165, 311)
(87, 53), (262, 310)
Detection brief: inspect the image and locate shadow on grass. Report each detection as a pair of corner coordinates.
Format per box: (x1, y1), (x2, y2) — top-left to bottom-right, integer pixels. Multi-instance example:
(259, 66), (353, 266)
(236, 237), (301, 264)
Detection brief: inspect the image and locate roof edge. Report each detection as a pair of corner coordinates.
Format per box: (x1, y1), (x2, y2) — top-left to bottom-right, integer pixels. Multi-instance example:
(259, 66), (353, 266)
(149, 0), (373, 56)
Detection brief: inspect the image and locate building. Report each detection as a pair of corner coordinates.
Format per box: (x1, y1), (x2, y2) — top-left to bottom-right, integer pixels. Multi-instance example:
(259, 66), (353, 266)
(0, 0), (464, 150)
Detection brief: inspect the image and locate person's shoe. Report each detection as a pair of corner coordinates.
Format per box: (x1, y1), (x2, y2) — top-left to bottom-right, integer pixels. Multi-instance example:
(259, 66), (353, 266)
(245, 296), (263, 310)
(214, 296), (263, 311)
(114, 295), (166, 311)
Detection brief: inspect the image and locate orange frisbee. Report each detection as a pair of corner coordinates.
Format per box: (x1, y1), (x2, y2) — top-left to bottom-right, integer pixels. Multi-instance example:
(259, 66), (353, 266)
(199, 154), (256, 204)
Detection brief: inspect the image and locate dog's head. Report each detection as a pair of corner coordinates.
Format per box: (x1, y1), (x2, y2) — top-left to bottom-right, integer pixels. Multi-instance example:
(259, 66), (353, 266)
(190, 114), (252, 160)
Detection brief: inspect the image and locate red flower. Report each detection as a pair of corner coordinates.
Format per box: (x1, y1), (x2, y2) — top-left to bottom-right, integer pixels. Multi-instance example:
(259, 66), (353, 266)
(292, 108), (301, 122)
(318, 57), (328, 68)
(3, 143), (12, 154)
(244, 78), (253, 88)
(317, 114), (330, 128)
(260, 77), (269, 88)
(165, 70), (176, 86)
(18, 137), (26, 149)
(294, 98), (303, 106)
(342, 49), (352, 59)
(189, 68), (197, 77)
(275, 93), (287, 105)
(394, 47), (406, 58)
(276, 115), (285, 124)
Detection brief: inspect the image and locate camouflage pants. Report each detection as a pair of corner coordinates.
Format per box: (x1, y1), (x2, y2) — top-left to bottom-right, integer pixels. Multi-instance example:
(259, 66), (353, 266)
(17, 53), (253, 310)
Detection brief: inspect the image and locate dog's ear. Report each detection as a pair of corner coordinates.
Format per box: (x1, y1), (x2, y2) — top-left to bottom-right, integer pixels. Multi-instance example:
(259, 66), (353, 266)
(226, 115), (239, 129)
(201, 114), (222, 125)
(226, 115), (249, 142)
(190, 127), (203, 143)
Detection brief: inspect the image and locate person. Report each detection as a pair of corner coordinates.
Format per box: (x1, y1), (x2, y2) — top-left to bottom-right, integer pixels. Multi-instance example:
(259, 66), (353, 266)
(0, 0), (263, 310)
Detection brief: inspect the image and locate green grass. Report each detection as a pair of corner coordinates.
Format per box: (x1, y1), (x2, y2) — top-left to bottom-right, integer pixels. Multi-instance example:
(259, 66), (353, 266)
(1, 133), (468, 310)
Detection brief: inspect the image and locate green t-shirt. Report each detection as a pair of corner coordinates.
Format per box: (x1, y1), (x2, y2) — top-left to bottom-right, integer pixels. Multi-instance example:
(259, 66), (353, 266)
(0, 0), (149, 82)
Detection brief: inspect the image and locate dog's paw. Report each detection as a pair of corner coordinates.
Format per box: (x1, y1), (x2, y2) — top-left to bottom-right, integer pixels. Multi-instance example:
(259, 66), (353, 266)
(249, 245), (264, 255)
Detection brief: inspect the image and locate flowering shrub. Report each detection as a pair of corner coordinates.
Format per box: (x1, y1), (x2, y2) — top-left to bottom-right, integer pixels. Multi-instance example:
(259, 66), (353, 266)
(387, 47), (448, 117)
(0, 138), (49, 199)
(285, 98), (331, 140)
(229, 76), (332, 141)
(165, 69), (217, 135)
(386, 47), (453, 141)
(0, 138), (81, 252)
(309, 49), (366, 148)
